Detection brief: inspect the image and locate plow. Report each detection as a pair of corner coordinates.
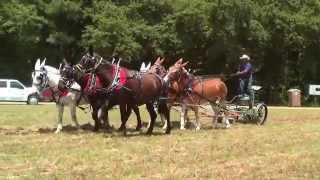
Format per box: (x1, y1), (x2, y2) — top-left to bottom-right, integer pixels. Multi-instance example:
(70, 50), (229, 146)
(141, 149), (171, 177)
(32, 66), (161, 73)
(170, 85), (268, 125)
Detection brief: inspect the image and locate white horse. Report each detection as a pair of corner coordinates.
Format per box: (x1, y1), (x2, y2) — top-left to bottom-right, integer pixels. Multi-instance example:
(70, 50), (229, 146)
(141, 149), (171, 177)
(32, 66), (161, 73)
(32, 58), (87, 133)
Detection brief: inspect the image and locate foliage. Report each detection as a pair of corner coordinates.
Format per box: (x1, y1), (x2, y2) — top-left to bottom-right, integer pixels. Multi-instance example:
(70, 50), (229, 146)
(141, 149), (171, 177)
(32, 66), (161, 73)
(1, 0), (320, 104)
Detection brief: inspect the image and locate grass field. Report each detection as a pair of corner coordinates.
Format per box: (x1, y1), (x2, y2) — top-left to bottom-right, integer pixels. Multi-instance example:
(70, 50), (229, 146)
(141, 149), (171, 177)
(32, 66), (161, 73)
(0, 104), (320, 179)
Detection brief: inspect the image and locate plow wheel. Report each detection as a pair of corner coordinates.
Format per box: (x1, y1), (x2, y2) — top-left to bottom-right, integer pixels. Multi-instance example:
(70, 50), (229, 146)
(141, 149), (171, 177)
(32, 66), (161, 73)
(255, 103), (268, 125)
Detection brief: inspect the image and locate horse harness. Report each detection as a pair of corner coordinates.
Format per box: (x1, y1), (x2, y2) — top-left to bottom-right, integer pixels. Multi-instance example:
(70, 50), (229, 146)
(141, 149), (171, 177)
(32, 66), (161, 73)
(76, 55), (166, 104)
(33, 69), (49, 91)
(36, 69), (85, 109)
(175, 72), (211, 105)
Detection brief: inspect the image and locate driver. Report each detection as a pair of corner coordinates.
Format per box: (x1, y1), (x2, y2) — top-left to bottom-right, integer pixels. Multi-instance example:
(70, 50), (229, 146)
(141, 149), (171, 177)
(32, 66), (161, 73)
(233, 54), (254, 108)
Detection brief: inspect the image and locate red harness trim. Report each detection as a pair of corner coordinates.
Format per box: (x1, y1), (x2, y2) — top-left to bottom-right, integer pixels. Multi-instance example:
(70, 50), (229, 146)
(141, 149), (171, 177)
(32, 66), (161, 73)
(81, 65), (128, 95)
(83, 74), (103, 95)
(43, 87), (69, 102)
(111, 65), (128, 91)
(59, 89), (69, 98)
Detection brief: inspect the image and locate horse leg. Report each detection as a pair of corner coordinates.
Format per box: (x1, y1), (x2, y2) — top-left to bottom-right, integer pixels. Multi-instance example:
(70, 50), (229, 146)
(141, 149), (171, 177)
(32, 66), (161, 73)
(158, 102), (171, 134)
(118, 103), (130, 135)
(219, 101), (230, 129)
(146, 103), (157, 135)
(180, 104), (187, 130)
(194, 106), (201, 131)
(92, 108), (101, 132)
(159, 102), (166, 127)
(55, 104), (64, 133)
(70, 104), (80, 130)
(118, 103), (126, 131)
(210, 103), (220, 129)
(185, 108), (191, 128)
(160, 113), (167, 130)
(132, 105), (142, 131)
(125, 104), (133, 124)
(97, 104), (111, 132)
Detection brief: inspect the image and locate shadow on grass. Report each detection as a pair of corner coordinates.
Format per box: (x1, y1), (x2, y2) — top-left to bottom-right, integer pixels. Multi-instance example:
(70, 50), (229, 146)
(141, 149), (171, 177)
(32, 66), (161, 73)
(0, 120), (243, 136)
(38, 123), (95, 134)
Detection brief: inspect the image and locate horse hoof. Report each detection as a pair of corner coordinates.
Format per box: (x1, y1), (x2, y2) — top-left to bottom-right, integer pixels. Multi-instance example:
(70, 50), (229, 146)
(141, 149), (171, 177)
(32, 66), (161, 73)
(165, 129), (171, 134)
(146, 131), (152, 135)
(196, 127), (201, 131)
(180, 127), (186, 130)
(162, 125), (167, 130)
(55, 129), (61, 134)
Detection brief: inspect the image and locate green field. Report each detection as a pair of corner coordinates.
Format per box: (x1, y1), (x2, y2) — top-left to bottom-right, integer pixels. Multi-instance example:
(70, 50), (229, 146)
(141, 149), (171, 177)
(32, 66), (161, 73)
(0, 104), (319, 179)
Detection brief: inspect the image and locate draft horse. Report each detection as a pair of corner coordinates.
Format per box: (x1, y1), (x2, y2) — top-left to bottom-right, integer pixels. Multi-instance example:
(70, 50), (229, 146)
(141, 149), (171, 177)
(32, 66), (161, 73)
(163, 59), (230, 130)
(60, 54), (171, 135)
(32, 58), (88, 133)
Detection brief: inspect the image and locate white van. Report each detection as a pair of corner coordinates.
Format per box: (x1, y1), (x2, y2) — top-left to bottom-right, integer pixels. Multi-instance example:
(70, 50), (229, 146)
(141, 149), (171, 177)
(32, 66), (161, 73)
(0, 79), (39, 105)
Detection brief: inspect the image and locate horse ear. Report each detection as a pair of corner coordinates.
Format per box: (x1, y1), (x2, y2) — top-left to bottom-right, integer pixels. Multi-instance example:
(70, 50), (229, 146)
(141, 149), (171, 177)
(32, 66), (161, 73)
(146, 62), (151, 69)
(58, 63), (63, 71)
(181, 61), (189, 67)
(140, 62), (146, 71)
(40, 58), (46, 67)
(155, 57), (160, 64)
(159, 58), (165, 64)
(35, 58), (41, 70)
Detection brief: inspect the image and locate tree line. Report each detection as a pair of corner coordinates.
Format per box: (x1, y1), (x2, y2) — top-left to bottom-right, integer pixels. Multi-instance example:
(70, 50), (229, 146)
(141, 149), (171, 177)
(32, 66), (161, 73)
(1, 0), (320, 105)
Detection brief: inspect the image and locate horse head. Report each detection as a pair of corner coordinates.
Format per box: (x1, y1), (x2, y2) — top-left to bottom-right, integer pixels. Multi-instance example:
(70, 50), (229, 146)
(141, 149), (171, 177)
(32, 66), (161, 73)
(164, 58), (189, 83)
(58, 60), (80, 91)
(78, 53), (97, 72)
(32, 58), (48, 91)
(149, 57), (167, 77)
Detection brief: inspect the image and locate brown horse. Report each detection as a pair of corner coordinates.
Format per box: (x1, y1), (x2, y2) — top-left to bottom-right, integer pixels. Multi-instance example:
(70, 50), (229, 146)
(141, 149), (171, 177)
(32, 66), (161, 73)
(115, 57), (170, 135)
(146, 57), (171, 127)
(58, 56), (142, 132)
(148, 58), (202, 130)
(62, 54), (171, 135)
(163, 59), (230, 129)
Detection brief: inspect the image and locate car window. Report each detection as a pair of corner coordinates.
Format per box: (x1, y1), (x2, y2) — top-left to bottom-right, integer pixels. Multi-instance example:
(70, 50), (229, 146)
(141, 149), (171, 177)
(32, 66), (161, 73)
(10, 81), (24, 89)
(0, 81), (6, 88)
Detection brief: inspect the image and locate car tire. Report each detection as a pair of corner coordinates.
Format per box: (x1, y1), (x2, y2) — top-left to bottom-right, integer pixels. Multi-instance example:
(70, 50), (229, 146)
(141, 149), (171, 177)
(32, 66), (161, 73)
(27, 95), (39, 105)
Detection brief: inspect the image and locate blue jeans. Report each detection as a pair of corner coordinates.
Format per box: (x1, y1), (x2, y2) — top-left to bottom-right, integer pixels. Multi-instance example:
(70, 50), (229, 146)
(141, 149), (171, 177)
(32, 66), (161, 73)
(239, 76), (254, 107)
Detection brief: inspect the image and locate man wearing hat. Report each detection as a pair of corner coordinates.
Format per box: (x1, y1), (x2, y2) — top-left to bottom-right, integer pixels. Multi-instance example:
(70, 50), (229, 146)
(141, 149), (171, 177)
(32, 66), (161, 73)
(233, 54), (254, 108)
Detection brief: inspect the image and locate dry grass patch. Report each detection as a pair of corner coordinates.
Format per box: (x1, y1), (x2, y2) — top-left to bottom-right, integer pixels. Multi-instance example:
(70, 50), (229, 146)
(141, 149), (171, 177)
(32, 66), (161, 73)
(0, 105), (320, 179)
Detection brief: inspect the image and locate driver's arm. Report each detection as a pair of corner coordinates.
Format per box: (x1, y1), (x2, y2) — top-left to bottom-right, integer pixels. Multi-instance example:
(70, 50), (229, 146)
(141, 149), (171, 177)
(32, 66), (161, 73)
(236, 64), (251, 75)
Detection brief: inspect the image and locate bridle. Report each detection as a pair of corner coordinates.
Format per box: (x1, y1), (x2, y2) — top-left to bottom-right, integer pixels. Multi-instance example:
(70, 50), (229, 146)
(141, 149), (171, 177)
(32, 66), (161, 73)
(61, 54), (122, 94)
(60, 65), (79, 89)
(78, 54), (105, 73)
(32, 68), (49, 91)
(150, 63), (167, 77)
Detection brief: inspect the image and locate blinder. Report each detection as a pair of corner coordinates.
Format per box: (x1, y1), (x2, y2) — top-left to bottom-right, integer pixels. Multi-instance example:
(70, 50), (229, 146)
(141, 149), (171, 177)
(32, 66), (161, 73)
(32, 70), (48, 91)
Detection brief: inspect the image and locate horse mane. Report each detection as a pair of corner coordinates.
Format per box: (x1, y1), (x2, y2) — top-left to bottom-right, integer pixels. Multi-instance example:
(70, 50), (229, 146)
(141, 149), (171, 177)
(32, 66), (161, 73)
(44, 65), (59, 74)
